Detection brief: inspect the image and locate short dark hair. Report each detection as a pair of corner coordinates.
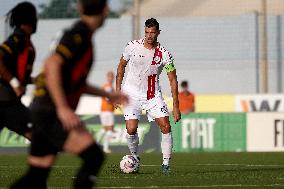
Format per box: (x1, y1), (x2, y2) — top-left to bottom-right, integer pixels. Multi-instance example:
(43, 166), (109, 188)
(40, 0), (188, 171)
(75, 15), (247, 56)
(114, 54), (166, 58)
(6, 2), (37, 32)
(145, 18), (159, 30)
(181, 81), (188, 88)
(79, 0), (107, 16)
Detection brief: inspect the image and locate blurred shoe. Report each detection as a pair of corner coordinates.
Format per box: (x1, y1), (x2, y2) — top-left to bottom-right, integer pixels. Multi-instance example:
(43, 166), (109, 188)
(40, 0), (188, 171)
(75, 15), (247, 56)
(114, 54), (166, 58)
(103, 149), (112, 153)
(161, 164), (170, 174)
(132, 155), (140, 173)
(133, 155), (140, 163)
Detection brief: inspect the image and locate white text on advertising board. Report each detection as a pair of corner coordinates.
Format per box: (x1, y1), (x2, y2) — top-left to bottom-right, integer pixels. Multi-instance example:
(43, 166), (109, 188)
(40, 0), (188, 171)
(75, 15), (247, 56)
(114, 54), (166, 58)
(181, 118), (216, 149)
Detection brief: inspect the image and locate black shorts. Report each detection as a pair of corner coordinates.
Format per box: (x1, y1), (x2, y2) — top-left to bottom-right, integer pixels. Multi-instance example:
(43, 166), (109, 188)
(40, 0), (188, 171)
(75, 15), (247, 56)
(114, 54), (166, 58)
(30, 108), (68, 156)
(0, 100), (32, 136)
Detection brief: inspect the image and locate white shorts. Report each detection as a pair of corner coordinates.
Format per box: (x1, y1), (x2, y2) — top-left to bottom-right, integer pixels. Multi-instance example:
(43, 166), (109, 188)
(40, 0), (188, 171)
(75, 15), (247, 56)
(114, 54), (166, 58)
(123, 95), (169, 122)
(100, 111), (114, 126)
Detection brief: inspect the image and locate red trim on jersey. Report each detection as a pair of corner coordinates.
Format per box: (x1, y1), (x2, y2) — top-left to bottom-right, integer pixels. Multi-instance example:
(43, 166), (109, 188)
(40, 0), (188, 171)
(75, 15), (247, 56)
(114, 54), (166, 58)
(152, 48), (162, 65)
(71, 47), (92, 83)
(147, 74), (157, 100)
(17, 46), (29, 82)
(67, 85), (86, 109)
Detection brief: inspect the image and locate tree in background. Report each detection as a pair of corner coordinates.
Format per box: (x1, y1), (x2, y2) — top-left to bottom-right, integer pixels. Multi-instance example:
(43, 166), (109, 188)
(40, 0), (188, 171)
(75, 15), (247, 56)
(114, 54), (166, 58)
(39, 0), (78, 19)
(39, 0), (120, 19)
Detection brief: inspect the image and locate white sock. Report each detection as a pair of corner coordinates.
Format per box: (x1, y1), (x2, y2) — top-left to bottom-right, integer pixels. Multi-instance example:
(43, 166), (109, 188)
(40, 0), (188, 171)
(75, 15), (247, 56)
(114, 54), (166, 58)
(161, 132), (172, 165)
(103, 131), (112, 151)
(97, 130), (106, 143)
(126, 133), (139, 157)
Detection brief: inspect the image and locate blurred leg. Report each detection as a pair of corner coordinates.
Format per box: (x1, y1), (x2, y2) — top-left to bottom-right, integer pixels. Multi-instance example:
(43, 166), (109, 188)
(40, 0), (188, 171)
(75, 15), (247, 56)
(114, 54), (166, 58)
(10, 155), (55, 189)
(64, 127), (105, 189)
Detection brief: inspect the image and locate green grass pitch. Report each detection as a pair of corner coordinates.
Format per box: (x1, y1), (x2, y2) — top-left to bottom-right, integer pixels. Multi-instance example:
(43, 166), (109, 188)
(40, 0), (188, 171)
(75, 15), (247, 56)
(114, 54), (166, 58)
(1, 152), (284, 188)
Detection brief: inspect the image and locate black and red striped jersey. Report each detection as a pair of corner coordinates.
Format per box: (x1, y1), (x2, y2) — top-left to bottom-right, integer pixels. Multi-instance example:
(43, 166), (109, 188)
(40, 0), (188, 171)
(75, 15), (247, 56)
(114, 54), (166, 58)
(0, 28), (35, 101)
(33, 21), (93, 110)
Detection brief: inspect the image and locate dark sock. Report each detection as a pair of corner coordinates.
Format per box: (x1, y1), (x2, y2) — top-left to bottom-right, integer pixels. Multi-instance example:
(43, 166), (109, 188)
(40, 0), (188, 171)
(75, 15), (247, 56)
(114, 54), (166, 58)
(74, 143), (105, 189)
(10, 165), (50, 189)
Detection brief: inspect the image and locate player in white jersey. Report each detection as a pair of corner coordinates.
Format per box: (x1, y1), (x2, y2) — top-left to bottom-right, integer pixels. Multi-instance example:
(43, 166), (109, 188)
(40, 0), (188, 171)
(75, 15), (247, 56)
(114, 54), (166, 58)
(116, 18), (181, 174)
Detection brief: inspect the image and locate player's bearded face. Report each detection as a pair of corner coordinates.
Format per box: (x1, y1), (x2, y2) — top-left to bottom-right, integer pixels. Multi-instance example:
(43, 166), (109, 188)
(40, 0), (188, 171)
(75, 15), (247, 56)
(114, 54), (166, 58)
(145, 27), (159, 45)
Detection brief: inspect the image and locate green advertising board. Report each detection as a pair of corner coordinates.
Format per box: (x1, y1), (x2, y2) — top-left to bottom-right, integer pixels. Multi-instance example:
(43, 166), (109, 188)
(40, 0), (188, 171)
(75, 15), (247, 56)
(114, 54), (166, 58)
(0, 113), (246, 153)
(0, 115), (159, 153)
(0, 128), (29, 147)
(0, 123), (151, 148)
(170, 113), (246, 152)
(85, 123), (150, 146)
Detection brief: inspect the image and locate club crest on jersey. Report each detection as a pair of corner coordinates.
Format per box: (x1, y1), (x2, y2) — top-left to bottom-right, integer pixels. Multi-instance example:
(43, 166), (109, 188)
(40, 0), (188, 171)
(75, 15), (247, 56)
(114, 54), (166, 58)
(152, 48), (162, 65)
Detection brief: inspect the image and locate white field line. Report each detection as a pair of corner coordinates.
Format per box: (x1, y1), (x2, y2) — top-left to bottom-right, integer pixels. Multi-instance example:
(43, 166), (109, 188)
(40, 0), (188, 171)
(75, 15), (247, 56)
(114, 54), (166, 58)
(1, 163), (284, 168)
(141, 163), (284, 167)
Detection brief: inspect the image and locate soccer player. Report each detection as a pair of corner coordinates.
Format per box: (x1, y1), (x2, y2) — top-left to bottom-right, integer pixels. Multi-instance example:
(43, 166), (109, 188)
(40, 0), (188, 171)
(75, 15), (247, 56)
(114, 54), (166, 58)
(100, 71), (115, 153)
(116, 18), (181, 174)
(10, 0), (128, 189)
(0, 2), (38, 140)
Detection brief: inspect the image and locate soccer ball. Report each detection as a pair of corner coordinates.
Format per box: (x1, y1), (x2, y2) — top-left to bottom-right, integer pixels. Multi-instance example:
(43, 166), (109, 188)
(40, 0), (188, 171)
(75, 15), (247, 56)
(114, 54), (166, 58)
(119, 155), (139, 174)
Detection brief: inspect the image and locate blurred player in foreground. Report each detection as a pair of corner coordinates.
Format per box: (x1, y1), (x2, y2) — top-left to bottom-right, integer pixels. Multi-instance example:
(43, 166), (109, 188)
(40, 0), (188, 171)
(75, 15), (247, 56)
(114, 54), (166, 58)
(0, 2), (37, 140)
(116, 18), (181, 174)
(100, 71), (115, 153)
(11, 0), (128, 188)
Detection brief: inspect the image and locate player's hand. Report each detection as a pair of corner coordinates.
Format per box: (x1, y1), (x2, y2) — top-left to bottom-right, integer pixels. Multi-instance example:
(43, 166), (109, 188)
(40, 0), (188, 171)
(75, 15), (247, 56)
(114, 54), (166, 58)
(109, 92), (129, 106)
(13, 85), (25, 97)
(57, 106), (82, 131)
(172, 106), (181, 124)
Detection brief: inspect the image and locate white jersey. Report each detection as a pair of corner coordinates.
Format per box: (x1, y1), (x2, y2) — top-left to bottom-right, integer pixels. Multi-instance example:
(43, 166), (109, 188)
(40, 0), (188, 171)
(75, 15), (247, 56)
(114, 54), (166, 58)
(122, 39), (174, 100)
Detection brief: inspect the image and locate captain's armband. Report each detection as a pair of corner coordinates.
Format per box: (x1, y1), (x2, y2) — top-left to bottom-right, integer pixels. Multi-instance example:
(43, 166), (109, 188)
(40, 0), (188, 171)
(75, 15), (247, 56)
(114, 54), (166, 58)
(164, 63), (176, 73)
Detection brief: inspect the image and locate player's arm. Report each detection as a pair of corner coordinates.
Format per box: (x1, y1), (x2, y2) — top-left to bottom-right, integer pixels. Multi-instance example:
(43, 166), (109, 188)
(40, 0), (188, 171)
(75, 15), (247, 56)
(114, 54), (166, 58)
(44, 53), (81, 130)
(116, 56), (128, 92)
(166, 63), (181, 123)
(85, 84), (128, 105)
(0, 37), (26, 96)
(0, 50), (14, 83)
